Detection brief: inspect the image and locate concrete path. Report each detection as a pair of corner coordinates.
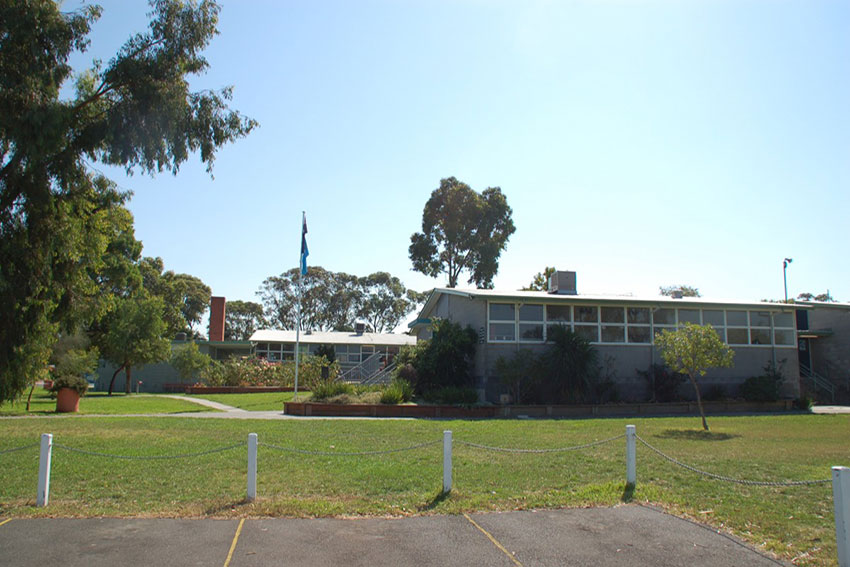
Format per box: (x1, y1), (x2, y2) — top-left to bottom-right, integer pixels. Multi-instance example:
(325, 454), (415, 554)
(0, 506), (787, 567)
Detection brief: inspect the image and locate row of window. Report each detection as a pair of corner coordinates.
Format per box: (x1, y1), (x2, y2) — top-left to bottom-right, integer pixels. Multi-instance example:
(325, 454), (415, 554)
(488, 303), (796, 346)
(254, 343), (400, 364)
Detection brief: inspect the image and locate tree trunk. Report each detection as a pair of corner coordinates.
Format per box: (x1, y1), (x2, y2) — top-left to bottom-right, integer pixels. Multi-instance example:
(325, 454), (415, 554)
(25, 382), (36, 412)
(124, 365), (132, 394)
(108, 363), (126, 396)
(688, 374), (709, 431)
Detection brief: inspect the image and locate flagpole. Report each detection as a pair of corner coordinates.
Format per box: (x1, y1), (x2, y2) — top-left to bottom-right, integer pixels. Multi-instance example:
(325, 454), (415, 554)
(294, 211), (307, 401)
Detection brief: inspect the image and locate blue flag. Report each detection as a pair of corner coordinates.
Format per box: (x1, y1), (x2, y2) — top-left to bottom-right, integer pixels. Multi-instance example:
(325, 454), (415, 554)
(300, 214), (309, 276)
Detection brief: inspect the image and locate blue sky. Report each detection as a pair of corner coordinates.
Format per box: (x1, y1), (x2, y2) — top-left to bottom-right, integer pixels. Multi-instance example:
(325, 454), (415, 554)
(68, 0), (849, 309)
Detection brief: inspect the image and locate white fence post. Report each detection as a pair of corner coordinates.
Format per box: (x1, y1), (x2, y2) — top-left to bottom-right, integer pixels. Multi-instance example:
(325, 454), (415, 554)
(247, 433), (258, 501)
(37, 433), (53, 507)
(626, 425), (636, 487)
(834, 466), (850, 567)
(443, 430), (452, 493)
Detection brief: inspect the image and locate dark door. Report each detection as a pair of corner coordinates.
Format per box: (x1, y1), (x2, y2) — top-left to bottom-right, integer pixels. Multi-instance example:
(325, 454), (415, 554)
(798, 338), (811, 370)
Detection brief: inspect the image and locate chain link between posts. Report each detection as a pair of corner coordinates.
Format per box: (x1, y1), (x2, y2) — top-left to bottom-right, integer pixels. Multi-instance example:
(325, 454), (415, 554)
(456, 434), (626, 454)
(258, 440), (441, 456)
(636, 435), (831, 487)
(52, 442), (246, 460)
(0, 443), (40, 455)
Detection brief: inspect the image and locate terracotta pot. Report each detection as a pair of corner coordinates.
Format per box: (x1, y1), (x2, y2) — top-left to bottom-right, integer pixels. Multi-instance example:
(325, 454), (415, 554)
(56, 387), (81, 413)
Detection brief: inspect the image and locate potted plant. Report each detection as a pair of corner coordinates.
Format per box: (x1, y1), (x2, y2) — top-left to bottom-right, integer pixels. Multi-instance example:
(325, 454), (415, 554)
(51, 374), (89, 413)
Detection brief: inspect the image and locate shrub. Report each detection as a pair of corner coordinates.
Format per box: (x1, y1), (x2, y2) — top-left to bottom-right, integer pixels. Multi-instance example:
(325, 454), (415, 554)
(50, 374), (89, 397)
(539, 326), (599, 404)
(494, 349), (539, 404)
(199, 355), (339, 388)
(406, 319), (477, 392)
(793, 396), (813, 410)
(170, 342), (212, 383)
(739, 360), (785, 402)
(423, 386), (479, 406)
(311, 380), (354, 401)
(638, 364), (686, 402)
(380, 378), (414, 405)
(702, 385), (726, 402)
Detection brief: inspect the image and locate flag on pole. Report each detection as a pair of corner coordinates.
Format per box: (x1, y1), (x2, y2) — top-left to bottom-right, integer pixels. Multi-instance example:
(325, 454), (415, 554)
(300, 214), (309, 276)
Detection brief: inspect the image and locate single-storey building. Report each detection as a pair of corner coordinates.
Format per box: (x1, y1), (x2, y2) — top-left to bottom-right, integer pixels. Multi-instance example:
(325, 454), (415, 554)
(409, 271), (804, 402)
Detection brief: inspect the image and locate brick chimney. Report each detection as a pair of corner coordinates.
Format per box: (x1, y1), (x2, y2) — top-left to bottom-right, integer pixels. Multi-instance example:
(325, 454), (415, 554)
(209, 296), (226, 341)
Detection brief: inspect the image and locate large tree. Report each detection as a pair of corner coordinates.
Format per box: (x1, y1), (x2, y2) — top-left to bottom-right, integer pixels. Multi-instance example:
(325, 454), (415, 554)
(654, 323), (734, 431)
(523, 267), (556, 291)
(139, 257), (210, 337)
(409, 177), (515, 288)
(258, 267), (360, 332)
(223, 300), (267, 340)
(0, 0), (255, 403)
(357, 272), (416, 333)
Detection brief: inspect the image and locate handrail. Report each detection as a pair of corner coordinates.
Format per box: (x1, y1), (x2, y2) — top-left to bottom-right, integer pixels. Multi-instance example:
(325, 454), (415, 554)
(800, 365), (835, 402)
(338, 352), (385, 383)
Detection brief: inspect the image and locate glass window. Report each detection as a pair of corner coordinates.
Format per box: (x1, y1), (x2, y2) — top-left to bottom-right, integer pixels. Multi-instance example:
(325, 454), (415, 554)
(703, 310), (724, 326)
(774, 329), (795, 345)
(628, 327), (651, 343)
(727, 310), (748, 326)
(750, 311), (771, 327)
(574, 325), (598, 342)
(601, 325), (625, 343)
(627, 307), (650, 324)
(546, 305), (571, 322)
(547, 323), (569, 337)
(519, 324), (544, 341)
(750, 329), (771, 345)
(490, 303), (515, 321)
(257, 343), (268, 351)
(727, 328), (749, 344)
(489, 323), (515, 341)
(575, 306), (598, 323)
(601, 307), (624, 323)
(677, 309), (700, 324)
(774, 313), (794, 328)
(519, 304), (544, 321)
(654, 308), (675, 325)
(711, 327), (725, 342)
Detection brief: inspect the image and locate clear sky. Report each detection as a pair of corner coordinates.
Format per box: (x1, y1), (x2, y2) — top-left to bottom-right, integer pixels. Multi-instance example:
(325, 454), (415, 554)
(68, 0), (849, 311)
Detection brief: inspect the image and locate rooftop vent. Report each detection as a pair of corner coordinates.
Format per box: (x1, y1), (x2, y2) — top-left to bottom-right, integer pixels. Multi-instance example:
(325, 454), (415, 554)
(671, 290), (684, 299)
(548, 271), (577, 295)
(354, 322), (366, 335)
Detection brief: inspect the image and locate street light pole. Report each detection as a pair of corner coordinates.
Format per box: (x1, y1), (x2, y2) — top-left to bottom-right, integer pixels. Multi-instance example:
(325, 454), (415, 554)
(783, 258), (793, 302)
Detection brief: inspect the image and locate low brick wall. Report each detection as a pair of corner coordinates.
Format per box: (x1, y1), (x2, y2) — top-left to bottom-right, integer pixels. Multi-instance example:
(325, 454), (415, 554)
(283, 400), (795, 419)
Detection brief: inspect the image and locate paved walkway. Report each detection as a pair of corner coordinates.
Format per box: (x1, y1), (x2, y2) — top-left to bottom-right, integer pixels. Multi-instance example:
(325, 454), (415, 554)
(0, 506), (787, 566)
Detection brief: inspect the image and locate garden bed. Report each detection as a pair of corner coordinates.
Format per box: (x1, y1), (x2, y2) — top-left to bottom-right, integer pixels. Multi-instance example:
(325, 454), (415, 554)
(165, 384), (295, 394)
(283, 399), (795, 418)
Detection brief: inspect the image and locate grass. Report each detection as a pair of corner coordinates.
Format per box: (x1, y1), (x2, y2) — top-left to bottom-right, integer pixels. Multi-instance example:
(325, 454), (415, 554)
(0, 414), (847, 565)
(186, 391), (303, 410)
(0, 391), (214, 416)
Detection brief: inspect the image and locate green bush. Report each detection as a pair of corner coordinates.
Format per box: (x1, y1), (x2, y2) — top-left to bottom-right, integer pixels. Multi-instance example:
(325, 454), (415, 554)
(200, 355), (339, 388)
(310, 380), (354, 401)
(423, 386), (479, 406)
(404, 319), (476, 393)
(380, 378), (414, 405)
(49, 374), (89, 397)
(740, 360), (785, 402)
(637, 364), (686, 402)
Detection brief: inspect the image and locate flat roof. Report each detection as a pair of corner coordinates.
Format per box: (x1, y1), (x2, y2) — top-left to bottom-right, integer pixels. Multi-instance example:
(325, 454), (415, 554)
(250, 330), (416, 347)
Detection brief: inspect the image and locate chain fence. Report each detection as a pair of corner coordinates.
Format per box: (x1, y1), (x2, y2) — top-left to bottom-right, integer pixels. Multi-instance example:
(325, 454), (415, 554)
(456, 434), (625, 454)
(0, 443), (40, 455)
(636, 435), (831, 487)
(52, 442), (246, 461)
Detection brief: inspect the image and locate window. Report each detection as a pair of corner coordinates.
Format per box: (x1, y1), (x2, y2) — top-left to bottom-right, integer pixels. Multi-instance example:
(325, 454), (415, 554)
(601, 325), (625, 343)
(627, 308), (650, 325)
(703, 310), (724, 326)
(575, 306), (598, 323)
(773, 312), (795, 346)
(599, 307), (624, 343)
(489, 303), (515, 341)
(628, 327), (651, 343)
(574, 306), (598, 342)
(574, 325), (598, 342)
(677, 309), (700, 324)
(749, 311), (771, 346)
(654, 308), (675, 325)
(546, 305), (571, 322)
(519, 305), (544, 342)
(627, 307), (651, 343)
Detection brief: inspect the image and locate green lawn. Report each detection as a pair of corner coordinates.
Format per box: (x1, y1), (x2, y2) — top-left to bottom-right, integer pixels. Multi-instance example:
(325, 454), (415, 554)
(186, 391), (303, 410)
(0, 391), (214, 416)
(0, 414), (847, 566)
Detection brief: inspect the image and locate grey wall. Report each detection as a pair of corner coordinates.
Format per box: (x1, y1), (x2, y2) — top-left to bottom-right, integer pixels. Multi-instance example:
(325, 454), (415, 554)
(808, 306), (850, 389)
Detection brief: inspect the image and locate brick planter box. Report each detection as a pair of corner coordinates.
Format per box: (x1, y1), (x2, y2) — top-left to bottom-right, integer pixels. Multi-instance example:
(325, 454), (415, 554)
(167, 385), (295, 394)
(284, 400), (794, 419)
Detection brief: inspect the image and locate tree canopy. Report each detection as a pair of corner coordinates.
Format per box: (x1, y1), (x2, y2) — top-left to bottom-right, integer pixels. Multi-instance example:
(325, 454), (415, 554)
(409, 177), (515, 288)
(0, 0), (255, 403)
(222, 300), (267, 341)
(659, 285), (701, 297)
(523, 267), (556, 291)
(654, 323), (734, 431)
(257, 267), (421, 333)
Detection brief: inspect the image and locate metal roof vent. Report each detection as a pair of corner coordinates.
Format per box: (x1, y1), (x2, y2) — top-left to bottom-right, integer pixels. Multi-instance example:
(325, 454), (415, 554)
(671, 290), (684, 299)
(548, 271), (577, 295)
(354, 322), (366, 335)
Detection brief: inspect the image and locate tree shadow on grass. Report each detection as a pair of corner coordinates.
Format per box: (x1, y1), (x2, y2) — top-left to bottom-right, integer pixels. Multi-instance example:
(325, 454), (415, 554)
(417, 490), (451, 512)
(656, 429), (739, 441)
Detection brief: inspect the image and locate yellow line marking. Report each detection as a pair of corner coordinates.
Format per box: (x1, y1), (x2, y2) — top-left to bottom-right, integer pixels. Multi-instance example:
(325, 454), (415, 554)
(463, 513), (523, 567)
(223, 518), (245, 567)
(0, 519), (12, 528)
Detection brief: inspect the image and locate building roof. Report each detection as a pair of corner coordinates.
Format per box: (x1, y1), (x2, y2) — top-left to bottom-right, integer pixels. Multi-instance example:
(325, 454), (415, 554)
(250, 330), (416, 347)
(411, 287), (804, 327)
